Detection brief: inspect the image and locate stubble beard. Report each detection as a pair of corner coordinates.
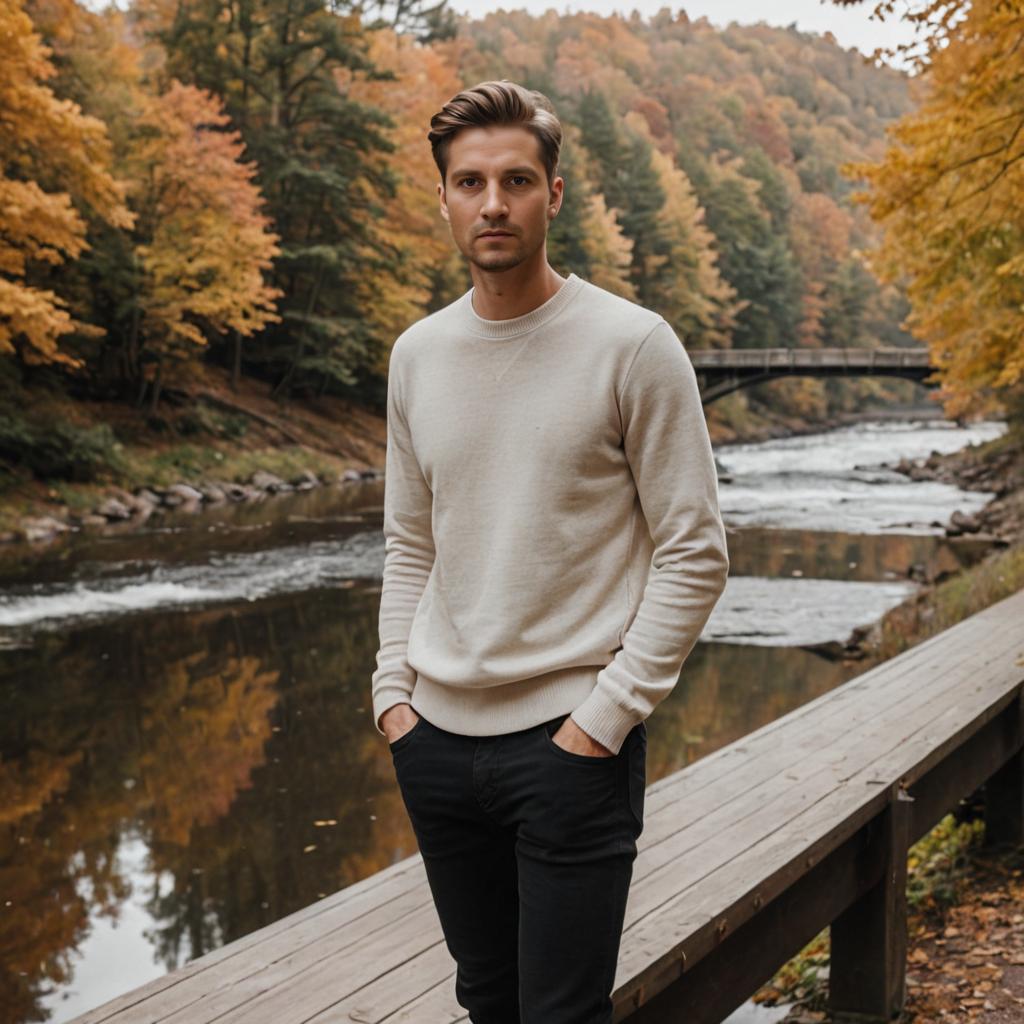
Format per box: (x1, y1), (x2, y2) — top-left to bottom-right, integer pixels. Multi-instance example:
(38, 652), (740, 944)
(464, 232), (544, 274)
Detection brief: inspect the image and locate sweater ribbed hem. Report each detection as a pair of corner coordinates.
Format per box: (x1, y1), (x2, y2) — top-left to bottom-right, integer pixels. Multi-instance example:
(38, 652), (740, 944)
(461, 273), (585, 339)
(410, 664), (603, 737)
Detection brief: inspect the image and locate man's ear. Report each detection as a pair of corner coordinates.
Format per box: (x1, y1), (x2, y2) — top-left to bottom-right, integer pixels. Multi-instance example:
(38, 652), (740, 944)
(437, 181), (449, 223)
(548, 175), (564, 219)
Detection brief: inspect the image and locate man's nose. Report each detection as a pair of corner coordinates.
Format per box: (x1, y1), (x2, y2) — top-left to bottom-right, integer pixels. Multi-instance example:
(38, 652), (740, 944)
(480, 184), (509, 218)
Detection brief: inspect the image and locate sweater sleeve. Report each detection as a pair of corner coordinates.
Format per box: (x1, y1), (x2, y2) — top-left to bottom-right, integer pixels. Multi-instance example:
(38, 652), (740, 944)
(569, 319), (730, 755)
(370, 348), (436, 736)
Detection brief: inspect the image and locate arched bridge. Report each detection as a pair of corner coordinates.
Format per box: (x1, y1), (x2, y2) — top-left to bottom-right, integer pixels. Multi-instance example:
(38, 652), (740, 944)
(687, 347), (935, 403)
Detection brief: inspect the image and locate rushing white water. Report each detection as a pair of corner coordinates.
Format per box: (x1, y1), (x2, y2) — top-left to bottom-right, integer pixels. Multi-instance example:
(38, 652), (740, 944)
(716, 418), (1004, 533)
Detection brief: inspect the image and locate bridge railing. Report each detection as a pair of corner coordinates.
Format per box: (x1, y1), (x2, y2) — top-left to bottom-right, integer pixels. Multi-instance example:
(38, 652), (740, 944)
(687, 347), (932, 370)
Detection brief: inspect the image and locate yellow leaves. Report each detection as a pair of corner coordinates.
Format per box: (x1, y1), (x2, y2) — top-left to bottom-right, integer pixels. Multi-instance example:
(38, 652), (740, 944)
(846, 0), (1024, 420)
(128, 81), (281, 359)
(0, 277), (81, 366)
(344, 28), (463, 345)
(0, 0), (130, 365)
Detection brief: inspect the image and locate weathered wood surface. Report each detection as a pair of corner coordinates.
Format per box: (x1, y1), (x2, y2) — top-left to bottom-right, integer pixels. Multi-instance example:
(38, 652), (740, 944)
(71, 588), (1024, 1024)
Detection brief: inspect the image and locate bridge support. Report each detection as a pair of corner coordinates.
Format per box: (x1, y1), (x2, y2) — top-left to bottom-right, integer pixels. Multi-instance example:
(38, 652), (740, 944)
(828, 786), (914, 1022)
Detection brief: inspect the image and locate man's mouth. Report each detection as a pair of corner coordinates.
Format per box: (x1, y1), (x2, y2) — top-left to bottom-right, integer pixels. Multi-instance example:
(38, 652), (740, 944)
(479, 231), (513, 237)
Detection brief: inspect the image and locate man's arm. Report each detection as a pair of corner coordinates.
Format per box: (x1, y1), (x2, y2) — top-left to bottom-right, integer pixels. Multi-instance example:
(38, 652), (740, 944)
(370, 348), (435, 736)
(569, 319), (730, 756)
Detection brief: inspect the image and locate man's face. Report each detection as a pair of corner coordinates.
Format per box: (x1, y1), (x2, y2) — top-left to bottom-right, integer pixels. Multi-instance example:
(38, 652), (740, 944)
(437, 124), (563, 273)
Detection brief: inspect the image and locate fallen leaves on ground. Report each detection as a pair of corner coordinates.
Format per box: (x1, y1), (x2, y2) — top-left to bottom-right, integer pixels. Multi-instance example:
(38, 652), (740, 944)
(758, 836), (1024, 1024)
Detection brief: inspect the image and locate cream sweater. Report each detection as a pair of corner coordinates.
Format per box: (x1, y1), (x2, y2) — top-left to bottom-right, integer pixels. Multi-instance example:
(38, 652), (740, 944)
(370, 272), (730, 755)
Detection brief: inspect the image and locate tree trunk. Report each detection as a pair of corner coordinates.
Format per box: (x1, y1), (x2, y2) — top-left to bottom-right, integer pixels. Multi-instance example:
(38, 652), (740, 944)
(232, 329), (242, 391)
(148, 360), (164, 416)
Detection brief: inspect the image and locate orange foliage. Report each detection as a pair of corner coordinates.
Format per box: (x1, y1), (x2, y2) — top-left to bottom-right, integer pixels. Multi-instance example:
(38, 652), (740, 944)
(0, 0), (131, 365)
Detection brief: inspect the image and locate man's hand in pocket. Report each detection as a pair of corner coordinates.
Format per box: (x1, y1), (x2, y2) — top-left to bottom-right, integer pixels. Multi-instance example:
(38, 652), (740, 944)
(380, 703), (420, 744)
(552, 716), (613, 757)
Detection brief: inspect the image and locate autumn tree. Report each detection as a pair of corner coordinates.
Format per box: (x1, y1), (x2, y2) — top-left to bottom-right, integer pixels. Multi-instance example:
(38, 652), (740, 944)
(700, 155), (801, 350)
(151, 0), (402, 399)
(628, 113), (737, 347)
(0, 0), (130, 368)
(788, 191), (852, 347)
(341, 25), (466, 368)
(127, 81), (281, 411)
(839, 0), (1024, 423)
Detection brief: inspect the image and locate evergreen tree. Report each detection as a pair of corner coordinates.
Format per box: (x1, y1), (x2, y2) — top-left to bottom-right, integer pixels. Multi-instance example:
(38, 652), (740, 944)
(546, 131), (592, 278)
(701, 160), (801, 349)
(577, 89), (628, 215)
(616, 128), (668, 309)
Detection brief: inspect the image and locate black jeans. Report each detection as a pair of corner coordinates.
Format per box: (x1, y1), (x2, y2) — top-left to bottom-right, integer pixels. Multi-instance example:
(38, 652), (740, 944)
(389, 710), (647, 1024)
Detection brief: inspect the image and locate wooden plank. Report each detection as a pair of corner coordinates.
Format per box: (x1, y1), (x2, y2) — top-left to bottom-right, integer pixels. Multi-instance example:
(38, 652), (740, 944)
(623, 615), (1017, 924)
(623, 805), (887, 1024)
(201, 905), (451, 1024)
(909, 691), (1023, 845)
(347, 972), (464, 1024)
(641, 589), (1018, 830)
(642, 605), (997, 816)
(318, 635), (1017, 1024)
(828, 787), (913, 1020)
(151, 894), (445, 1024)
(613, 623), (1024, 1012)
(71, 857), (431, 1024)
(983, 693), (1024, 848)
(292, 606), (1019, 1024)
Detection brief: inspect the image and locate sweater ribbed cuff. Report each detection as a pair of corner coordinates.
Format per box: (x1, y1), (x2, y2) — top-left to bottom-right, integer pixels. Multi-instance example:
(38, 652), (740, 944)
(569, 685), (642, 756)
(372, 685), (416, 736)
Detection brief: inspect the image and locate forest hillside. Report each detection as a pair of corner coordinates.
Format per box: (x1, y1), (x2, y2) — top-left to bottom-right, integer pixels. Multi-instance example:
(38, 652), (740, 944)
(2, 0), (921, 535)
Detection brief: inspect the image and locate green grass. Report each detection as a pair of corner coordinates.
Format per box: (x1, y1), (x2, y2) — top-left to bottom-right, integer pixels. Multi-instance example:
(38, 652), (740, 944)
(873, 541), (1024, 661)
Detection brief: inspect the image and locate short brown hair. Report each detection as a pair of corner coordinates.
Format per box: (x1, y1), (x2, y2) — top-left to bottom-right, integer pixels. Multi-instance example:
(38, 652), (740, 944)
(428, 80), (562, 188)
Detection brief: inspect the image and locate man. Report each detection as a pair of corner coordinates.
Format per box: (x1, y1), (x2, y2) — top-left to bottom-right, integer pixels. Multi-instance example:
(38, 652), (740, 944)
(370, 79), (730, 1024)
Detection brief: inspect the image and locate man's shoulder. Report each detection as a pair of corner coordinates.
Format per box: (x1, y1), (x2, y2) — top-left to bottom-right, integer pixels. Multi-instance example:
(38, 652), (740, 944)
(573, 278), (667, 346)
(391, 292), (467, 360)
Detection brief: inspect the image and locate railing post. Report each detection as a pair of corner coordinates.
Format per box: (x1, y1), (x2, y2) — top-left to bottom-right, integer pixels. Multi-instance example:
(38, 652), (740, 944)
(828, 785), (914, 1022)
(984, 690), (1024, 849)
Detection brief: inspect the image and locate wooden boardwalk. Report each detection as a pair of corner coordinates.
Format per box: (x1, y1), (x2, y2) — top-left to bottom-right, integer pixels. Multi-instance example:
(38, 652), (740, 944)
(72, 587), (1024, 1024)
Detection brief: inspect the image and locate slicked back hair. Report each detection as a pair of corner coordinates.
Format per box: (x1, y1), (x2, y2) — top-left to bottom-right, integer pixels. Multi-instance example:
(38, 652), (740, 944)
(428, 80), (562, 189)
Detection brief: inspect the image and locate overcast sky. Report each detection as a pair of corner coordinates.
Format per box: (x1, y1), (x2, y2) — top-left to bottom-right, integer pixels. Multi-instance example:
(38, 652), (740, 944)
(448, 0), (919, 68)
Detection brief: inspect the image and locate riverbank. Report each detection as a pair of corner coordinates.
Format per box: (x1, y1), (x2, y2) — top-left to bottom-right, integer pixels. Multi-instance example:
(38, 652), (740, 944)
(0, 365), (943, 551)
(0, 366), (390, 547)
(846, 425), (1024, 664)
(758, 424), (1024, 1024)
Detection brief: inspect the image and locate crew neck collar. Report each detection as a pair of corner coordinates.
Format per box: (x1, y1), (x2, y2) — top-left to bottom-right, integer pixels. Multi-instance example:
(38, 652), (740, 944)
(461, 273), (584, 339)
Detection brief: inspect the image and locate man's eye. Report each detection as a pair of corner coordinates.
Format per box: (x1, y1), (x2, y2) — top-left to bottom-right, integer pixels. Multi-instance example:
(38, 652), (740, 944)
(457, 176), (530, 187)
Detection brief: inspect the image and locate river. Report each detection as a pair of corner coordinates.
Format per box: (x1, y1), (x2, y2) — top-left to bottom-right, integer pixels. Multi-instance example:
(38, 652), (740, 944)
(0, 416), (1005, 1023)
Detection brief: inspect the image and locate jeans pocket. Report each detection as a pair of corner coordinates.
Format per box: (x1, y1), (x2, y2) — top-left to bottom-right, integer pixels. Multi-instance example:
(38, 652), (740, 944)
(626, 723), (647, 831)
(542, 716), (619, 766)
(389, 713), (428, 753)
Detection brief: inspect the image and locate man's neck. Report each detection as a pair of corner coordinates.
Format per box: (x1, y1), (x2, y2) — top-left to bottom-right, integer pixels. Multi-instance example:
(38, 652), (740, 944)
(469, 263), (566, 321)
